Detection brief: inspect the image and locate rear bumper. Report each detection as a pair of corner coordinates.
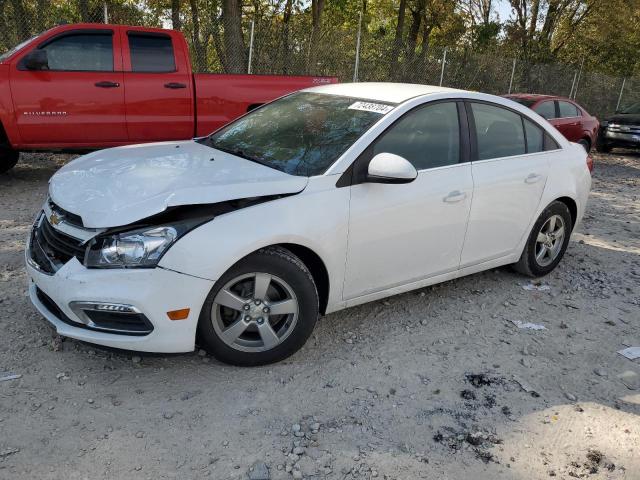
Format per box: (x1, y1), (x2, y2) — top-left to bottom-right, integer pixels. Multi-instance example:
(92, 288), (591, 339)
(26, 254), (214, 353)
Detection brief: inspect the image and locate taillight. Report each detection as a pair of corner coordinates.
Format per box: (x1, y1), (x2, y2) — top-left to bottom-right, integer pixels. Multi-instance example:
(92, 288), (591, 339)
(586, 154), (594, 173)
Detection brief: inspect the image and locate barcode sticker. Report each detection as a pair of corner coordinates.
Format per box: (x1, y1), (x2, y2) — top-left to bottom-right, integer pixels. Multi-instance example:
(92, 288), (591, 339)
(348, 101), (394, 114)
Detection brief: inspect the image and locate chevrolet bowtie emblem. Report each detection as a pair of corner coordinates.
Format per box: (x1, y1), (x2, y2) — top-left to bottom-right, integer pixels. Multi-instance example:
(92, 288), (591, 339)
(49, 212), (61, 226)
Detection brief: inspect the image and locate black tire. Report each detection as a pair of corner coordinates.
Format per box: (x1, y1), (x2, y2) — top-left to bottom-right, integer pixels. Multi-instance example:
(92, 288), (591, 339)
(513, 201), (573, 277)
(0, 146), (19, 174)
(577, 138), (590, 152)
(595, 142), (611, 153)
(197, 246), (319, 366)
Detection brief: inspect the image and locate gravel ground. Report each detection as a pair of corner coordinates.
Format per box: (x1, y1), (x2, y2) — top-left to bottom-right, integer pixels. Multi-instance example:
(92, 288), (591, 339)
(0, 151), (639, 480)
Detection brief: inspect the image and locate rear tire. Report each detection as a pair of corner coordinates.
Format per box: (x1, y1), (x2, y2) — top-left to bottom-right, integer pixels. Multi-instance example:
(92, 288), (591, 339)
(578, 138), (590, 152)
(197, 246), (319, 366)
(513, 201), (572, 277)
(0, 146), (19, 173)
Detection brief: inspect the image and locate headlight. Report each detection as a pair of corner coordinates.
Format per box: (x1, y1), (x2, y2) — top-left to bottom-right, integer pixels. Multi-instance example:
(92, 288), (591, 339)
(85, 226), (178, 268)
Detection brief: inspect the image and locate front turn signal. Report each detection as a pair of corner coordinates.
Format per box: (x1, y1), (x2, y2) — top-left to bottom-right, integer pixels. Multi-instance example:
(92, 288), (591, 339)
(167, 308), (190, 320)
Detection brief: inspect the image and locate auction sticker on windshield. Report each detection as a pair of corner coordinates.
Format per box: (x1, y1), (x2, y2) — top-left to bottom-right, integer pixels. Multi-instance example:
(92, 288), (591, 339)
(348, 101), (394, 114)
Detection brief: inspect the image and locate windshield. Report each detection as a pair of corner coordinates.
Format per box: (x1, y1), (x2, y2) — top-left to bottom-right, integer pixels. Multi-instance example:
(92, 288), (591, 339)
(620, 102), (640, 114)
(206, 92), (395, 177)
(0, 34), (41, 62)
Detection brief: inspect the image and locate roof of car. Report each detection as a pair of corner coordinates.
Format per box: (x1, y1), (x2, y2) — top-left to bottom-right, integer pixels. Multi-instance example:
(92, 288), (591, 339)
(303, 82), (465, 104)
(505, 93), (561, 102)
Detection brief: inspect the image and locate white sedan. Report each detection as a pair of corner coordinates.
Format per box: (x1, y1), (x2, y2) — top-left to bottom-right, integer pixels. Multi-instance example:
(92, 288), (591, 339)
(26, 83), (592, 365)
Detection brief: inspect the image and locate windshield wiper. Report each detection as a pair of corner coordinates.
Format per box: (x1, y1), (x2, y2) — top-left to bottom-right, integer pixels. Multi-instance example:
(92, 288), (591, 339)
(208, 143), (271, 168)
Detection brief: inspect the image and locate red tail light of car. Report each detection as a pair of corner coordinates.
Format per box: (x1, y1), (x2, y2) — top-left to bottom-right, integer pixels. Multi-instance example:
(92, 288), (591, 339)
(586, 154), (594, 173)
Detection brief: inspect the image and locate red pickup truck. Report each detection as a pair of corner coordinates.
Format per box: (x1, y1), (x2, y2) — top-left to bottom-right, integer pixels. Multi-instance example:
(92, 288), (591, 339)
(0, 23), (336, 173)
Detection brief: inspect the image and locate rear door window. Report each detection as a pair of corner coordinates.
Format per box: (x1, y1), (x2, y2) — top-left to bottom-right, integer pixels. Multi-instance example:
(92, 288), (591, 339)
(533, 101), (555, 119)
(128, 33), (176, 72)
(558, 101), (580, 118)
(470, 103), (526, 160)
(524, 118), (544, 153)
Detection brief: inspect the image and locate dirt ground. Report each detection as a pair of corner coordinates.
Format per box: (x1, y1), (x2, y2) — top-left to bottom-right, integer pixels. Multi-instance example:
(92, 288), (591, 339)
(0, 151), (639, 480)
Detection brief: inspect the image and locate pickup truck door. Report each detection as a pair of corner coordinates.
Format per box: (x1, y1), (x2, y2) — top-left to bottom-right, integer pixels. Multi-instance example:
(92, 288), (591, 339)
(121, 29), (194, 141)
(9, 27), (127, 145)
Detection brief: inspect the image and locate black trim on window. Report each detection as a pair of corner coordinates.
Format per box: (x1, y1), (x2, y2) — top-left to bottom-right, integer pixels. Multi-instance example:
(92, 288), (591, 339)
(465, 99), (562, 161)
(336, 98), (469, 187)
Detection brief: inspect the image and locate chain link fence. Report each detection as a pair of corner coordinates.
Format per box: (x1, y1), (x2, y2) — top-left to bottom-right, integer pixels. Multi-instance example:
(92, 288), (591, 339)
(1, 1), (638, 118)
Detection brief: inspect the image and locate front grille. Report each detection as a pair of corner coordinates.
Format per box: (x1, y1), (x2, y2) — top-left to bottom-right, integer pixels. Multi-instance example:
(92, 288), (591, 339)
(607, 124), (640, 135)
(30, 215), (86, 272)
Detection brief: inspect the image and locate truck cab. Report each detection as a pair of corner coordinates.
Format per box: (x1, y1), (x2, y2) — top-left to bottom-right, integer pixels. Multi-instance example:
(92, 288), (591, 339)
(0, 23), (337, 173)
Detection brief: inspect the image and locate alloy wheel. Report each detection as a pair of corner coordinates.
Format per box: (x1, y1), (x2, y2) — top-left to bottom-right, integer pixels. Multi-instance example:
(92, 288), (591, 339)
(211, 272), (299, 352)
(534, 214), (566, 267)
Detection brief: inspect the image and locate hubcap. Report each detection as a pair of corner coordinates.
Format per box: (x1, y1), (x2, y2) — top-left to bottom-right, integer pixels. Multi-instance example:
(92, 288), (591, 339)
(211, 273), (299, 353)
(534, 214), (566, 267)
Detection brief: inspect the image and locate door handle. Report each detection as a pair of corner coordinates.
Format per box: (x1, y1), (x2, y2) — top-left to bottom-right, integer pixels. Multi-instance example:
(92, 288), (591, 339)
(525, 173), (542, 184)
(164, 82), (187, 89)
(443, 190), (467, 203)
(95, 81), (120, 88)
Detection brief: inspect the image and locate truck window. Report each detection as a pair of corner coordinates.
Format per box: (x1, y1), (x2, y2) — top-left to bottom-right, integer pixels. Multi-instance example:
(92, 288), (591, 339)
(128, 33), (176, 72)
(40, 33), (113, 71)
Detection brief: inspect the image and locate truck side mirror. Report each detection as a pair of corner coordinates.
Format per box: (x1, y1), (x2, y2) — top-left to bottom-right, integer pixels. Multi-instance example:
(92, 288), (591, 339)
(22, 50), (49, 71)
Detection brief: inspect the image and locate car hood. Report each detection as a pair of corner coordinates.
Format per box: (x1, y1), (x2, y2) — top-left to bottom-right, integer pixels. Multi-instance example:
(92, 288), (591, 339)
(605, 113), (640, 124)
(49, 140), (309, 229)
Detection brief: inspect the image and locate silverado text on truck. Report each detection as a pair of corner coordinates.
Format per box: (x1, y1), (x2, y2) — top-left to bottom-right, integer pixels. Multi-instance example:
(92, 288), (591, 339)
(0, 23), (337, 172)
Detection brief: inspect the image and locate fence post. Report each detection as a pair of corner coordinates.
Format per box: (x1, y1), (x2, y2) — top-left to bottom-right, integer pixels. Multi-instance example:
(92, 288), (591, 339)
(572, 57), (585, 100)
(353, 7), (363, 82)
(103, 2), (108, 23)
(439, 47), (447, 87)
(508, 58), (516, 94)
(569, 71), (577, 99)
(616, 78), (626, 112)
(247, 18), (255, 74)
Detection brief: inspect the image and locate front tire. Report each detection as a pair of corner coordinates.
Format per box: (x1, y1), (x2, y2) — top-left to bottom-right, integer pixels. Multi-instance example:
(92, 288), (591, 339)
(514, 201), (572, 277)
(197, 246), (319, 366)
(0, 146), (19, 173)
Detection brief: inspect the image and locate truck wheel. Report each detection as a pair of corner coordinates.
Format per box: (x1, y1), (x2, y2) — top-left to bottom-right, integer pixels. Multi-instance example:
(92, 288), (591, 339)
(0, 146), (19, 173)
(197, 246), (319, 366)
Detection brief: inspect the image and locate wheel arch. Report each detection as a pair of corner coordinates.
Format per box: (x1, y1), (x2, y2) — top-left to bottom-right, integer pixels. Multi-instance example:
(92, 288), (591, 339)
(272, 243), (330, 316)
(554, 196), (577, 230)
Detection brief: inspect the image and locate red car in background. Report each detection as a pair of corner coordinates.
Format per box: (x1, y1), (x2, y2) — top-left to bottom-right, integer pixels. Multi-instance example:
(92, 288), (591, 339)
(504, 94), (599, 151)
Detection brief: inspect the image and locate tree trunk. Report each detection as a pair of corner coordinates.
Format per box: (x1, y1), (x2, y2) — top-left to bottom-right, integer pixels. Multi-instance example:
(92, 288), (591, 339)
(403, 0), (426, 81)
(389, 0), (407, 81)
(222, 0), (246, 73)
(189, 0), (207, 72)
(280, 0), (293, 74)
(172, 0), (182, 30)
(307, 0), (325, 74)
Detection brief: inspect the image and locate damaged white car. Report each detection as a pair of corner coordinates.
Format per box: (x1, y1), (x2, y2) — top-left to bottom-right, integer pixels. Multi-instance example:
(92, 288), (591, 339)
(26, 83), (592, 365)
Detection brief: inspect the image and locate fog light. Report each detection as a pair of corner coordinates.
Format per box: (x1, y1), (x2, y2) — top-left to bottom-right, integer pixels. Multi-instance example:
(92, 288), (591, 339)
(95, 304), (136, 313)
(167, 308), (190, 320)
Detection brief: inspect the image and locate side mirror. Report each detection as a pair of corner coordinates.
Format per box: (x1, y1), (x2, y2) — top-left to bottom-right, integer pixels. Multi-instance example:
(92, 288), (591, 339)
(367, 152), (417, 184)
(22, 50), (48, 71)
